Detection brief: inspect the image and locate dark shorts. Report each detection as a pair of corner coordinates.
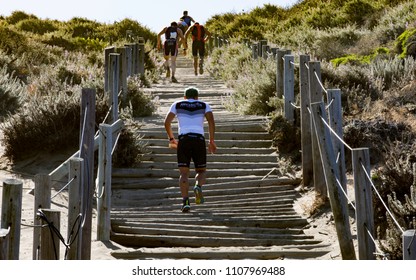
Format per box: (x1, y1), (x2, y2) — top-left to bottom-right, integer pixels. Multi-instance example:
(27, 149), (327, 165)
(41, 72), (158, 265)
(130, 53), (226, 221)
(192, 40), (205, 57)
(164, 39), (178, 56)
(177, 133), (206, 168)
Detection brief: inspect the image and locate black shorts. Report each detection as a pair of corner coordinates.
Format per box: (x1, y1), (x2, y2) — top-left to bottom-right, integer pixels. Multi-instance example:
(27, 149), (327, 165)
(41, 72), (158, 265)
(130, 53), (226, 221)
(192, 40), (205, 57)
(164, 39), (178, 56)
(177, 133), (206, 168)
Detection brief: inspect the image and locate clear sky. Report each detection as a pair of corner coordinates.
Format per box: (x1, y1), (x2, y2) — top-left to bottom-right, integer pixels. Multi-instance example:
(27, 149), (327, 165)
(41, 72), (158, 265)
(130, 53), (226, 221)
(0, 0), (299, 33)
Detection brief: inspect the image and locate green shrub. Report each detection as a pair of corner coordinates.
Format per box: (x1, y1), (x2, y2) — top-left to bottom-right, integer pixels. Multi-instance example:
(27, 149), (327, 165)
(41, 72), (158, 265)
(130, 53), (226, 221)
(1, 87), (109, 161)
(125, 76), (155, 117)
(0, 26), (28, 55)
(6, 11), (36, 24)
(395, 28), (416, 58)
(0, 65), (24, 120)
(16, 18), (58, 35)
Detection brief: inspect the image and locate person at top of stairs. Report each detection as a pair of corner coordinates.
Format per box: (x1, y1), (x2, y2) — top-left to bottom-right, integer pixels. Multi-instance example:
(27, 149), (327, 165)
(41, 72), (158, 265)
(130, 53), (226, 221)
(185, 22), (211, 75)
(164, 87), (217, 212)
(157, 21), (187, 83)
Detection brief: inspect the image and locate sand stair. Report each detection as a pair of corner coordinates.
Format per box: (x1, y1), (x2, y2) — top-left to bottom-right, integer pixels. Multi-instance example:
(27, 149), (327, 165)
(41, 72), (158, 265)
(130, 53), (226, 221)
(109, 56), (330, 259)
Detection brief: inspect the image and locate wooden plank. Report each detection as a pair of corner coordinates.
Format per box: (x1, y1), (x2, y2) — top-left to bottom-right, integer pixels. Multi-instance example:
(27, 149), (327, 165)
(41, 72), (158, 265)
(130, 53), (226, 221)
(111, 247), (330, 260)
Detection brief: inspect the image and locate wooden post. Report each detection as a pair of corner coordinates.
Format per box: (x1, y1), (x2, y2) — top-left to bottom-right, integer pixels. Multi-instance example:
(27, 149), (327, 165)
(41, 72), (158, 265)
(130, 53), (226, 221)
(33, 174), (51, 260)
(276, 49), (291, 98)
(300, 55), (313, 187)
(1, 179), (23, 260)
(258, 40), (267, 58)
(0, 228), (10, 260)
(403, 230), (416, 260)
(124, 44), (132, 77)
(108, 53), (120, 124)
(352, 148), (376, 260)
(283, 54), (295, 124)
(67, 157), (84, 260)
(308, 61), (327, 199)
(104, 46), (115, 93)
(252, 44), (258, 59)
(38, 209), (60, 260)
(118, 47), (128, 106)
(97, 124), (113, 241)
(270, 47), (278, 58)
(131, 43), (138, 75)
(310, 102), (356, 260)
(327, 89), (347, 191)
(125, 43), (137, 76)
(79, 88), (96, 260)
(262, 45), (270, 60)
(138, 39), (145, 76)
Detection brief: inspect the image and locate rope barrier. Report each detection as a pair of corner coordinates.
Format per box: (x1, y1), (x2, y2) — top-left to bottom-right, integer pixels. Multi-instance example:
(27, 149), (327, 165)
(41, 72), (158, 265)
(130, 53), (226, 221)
(289, 101), (301, 109)
(360, 162), (405, 234)
(365, 224), (389, 259)
(314, 70), (328, 94)
(319, 115), (353, 151)
(51, 176), (75, 200)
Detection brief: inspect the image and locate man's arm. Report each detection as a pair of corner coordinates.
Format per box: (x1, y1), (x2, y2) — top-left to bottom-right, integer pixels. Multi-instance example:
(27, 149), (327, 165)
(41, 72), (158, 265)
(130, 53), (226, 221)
(205, 111), (217, 154)
(204, 28), (212, 43)
(164, 112), (176, 141)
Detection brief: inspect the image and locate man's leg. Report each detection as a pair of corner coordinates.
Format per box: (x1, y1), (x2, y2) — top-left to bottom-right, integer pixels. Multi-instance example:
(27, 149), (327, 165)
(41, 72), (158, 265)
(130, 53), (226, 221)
(199, 57), (204, 74)
(194, 167), (206, 204)
(171, 56), (178, 82)
(179, 166), (191, 211)
(193, 56), (198, 75)
(164, 56), (170, 77)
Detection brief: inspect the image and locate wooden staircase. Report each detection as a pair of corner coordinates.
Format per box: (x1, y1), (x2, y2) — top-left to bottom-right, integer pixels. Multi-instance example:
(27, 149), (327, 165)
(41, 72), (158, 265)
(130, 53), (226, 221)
(109, 56), (330, 259)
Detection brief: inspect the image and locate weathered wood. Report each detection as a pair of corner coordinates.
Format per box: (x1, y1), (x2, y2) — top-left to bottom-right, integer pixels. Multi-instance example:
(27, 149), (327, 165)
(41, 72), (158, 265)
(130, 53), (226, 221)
(310, 102), (356, 260)
(327, 89), (347, 191)
(352, 148), (375, 260)
(1, 179), (23, 260)
(0, 228), (10, 260)
(67, 158), (84, 260)
(403, 230), (416, 260)
(112, 246), (330, 260)
(276, 49), (291, 98)
(104, 46), (115, 93)
(38, 209), (60, 260)
(299, 54), (313, 187)
(117, 47), (128, 105)
(284, 54), (295, 123)
(33, 174), (51, 260)
(79, 88), (96, 260)
(110, 232), (318, 248)
(97, 124), (113, 241)
(138, 41), (145, 75)
(108, 53), (120, 124)
(49, 119), (123, 182)
(308, 61), (327, 198)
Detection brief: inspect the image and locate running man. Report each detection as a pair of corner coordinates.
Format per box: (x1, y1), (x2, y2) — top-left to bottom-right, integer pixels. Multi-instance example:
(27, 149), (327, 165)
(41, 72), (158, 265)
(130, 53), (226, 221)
(164, 87), (217, 212)
(180, 10), (195, 27)
(157, 21), (187, 83)
(185, 22), (211, 75)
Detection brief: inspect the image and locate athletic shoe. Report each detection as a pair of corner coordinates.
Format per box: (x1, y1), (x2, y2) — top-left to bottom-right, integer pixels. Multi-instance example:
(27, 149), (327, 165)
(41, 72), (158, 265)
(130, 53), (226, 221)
(181, 198), (190, 212)
(199, 64), (204, 75)
(171, 76), (178, 83)
(193, 185), (205, 204)
(166, 67), (171, 78)
(194, 70), (198, 76)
